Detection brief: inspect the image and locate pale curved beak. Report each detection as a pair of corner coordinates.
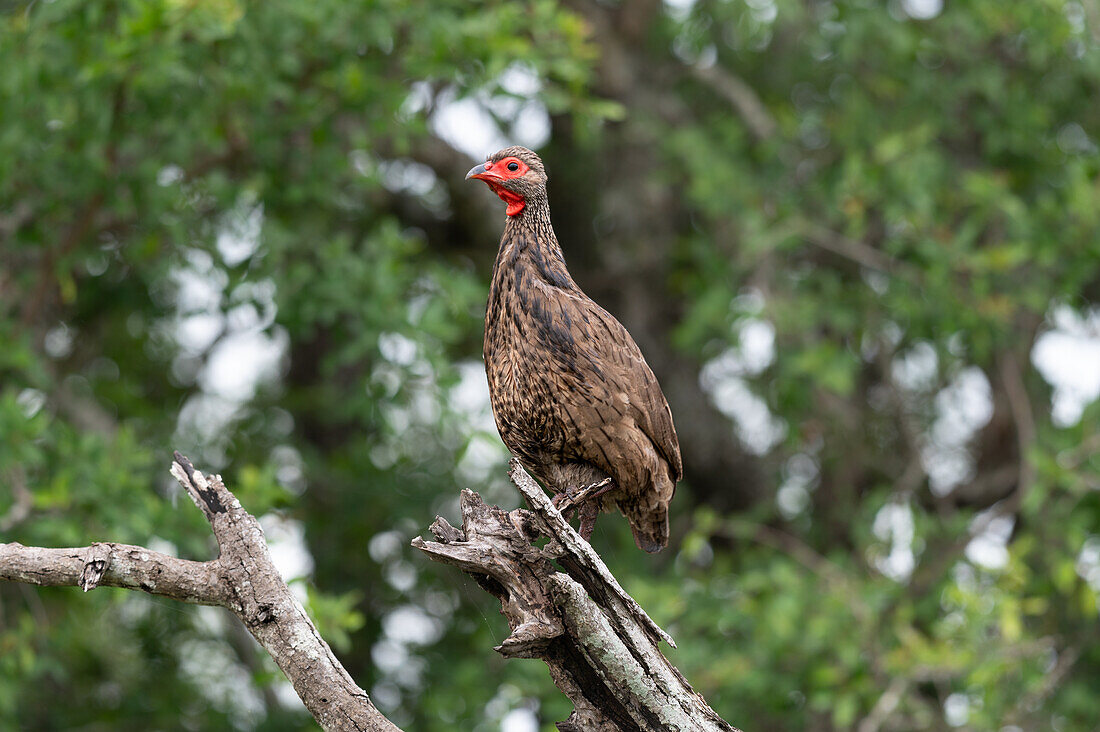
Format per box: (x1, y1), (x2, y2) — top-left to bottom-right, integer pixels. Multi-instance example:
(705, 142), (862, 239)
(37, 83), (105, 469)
(466, 162), (502, 182)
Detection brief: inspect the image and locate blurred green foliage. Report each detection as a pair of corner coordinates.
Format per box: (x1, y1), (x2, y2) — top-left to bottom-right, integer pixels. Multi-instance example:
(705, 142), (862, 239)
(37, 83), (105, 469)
(2, 0), (1100, 730)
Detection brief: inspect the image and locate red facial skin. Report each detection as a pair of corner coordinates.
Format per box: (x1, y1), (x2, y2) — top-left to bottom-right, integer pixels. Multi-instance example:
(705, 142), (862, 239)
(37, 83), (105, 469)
(469, 157), (530, 216)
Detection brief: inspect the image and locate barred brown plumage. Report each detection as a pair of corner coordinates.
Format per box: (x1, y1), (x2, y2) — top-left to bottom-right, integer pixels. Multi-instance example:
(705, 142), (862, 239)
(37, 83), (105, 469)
(467, 146), (682, 552)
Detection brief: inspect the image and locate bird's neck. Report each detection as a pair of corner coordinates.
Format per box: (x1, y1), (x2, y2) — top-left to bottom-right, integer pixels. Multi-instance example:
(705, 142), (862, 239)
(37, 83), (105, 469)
(493, 196), (577, 291)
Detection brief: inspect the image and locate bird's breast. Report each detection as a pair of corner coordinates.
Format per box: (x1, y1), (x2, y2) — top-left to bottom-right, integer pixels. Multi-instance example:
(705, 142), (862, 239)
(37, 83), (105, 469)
(484, 286), (568, 461)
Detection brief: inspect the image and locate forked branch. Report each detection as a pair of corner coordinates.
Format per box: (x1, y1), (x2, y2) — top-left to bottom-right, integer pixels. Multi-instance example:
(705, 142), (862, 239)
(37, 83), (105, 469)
(0, 453), (398, 732)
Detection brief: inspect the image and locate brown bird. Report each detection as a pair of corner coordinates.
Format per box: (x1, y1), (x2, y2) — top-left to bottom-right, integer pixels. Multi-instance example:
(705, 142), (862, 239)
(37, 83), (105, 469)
(466, 146), (682, 552)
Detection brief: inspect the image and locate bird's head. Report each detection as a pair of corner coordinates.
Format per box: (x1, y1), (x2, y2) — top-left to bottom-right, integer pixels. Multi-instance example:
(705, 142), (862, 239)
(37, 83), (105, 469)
(465, 146), (547, 217)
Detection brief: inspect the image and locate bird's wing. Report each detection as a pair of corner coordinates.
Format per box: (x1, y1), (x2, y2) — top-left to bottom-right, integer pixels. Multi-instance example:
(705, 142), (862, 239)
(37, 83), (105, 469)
(535, 278), (683, 482)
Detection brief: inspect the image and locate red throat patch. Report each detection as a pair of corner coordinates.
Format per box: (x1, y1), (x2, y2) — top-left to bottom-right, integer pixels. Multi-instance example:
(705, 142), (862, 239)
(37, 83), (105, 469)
(489, 184), (526, 216)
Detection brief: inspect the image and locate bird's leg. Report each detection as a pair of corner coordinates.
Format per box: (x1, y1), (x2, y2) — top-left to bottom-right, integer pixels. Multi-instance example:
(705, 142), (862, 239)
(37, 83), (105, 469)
(577, 500), (599, 541)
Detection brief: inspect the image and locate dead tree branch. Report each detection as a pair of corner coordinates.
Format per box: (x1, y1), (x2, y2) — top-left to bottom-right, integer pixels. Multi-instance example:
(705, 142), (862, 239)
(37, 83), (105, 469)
(0, 452), (398, 732)
(2, 453), (740, 731)
(413, 459), (739, 732)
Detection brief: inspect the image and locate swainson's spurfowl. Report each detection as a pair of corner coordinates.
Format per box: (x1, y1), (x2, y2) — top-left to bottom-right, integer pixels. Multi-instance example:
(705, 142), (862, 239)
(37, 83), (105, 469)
(466, 146), (682, 552)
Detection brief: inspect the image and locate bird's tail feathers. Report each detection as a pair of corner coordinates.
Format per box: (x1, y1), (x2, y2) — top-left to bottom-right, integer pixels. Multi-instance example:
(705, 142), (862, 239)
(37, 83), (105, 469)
(622, 466), (676, 553)
(628, 507), (669, 553)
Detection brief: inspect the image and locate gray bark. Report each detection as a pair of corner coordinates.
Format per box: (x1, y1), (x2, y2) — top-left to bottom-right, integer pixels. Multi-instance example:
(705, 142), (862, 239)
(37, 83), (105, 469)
(0, 452), (398, 732)
(413, 460), (740, 732)
(1, 453), (740, 732)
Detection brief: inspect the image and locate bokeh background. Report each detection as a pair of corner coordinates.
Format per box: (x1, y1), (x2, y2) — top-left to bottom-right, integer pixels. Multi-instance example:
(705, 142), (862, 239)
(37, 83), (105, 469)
(3, 0), (1100, 729)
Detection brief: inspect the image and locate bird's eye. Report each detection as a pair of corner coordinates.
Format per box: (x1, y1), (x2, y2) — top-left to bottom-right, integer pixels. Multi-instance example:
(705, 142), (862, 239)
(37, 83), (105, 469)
(507, 162), (519, 172)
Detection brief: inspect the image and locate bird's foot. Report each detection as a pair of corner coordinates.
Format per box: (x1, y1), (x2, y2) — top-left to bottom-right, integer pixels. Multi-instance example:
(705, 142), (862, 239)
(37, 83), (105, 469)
(554, 478), (613, 516)
(554, 479), (613, 542)
(551, 490), (577, 521)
